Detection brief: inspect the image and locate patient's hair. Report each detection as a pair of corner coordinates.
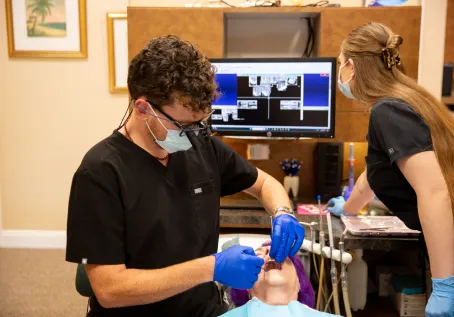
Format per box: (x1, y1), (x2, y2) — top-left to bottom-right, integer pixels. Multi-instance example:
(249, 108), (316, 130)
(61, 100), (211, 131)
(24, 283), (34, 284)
(230, 241), (315, 308)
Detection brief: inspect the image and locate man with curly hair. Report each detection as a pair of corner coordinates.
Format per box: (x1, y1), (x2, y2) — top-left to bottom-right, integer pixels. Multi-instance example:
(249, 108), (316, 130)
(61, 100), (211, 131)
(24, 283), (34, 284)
(66, 35), (305, 316)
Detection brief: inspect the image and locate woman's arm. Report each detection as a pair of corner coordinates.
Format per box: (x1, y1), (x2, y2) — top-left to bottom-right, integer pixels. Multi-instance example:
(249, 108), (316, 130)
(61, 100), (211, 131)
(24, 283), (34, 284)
(397, 151), (454, 278)
(343, 169), (376, 215)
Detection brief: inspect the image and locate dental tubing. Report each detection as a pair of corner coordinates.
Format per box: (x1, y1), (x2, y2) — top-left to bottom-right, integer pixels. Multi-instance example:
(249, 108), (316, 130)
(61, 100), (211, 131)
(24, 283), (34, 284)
(327, 213), (340, 315)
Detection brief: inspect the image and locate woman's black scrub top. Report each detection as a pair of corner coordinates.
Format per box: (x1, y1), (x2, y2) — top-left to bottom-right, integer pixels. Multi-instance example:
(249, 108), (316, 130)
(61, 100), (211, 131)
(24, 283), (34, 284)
(65, 131), (258, 317)
(366, 98), (433, 230)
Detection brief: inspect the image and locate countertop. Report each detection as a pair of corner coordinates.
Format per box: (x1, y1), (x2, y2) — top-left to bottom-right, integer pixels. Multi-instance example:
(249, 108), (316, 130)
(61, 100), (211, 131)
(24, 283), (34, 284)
(219, 208), (421, 251)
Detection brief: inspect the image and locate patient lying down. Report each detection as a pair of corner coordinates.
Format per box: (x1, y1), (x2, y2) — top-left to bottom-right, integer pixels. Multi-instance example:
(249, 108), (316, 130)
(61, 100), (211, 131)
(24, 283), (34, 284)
(220, 241), (341, 317)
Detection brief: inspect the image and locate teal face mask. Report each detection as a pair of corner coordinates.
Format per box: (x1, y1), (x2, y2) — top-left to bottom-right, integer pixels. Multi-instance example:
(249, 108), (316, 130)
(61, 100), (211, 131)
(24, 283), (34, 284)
(146, 105), (193, 154)
(337, 62), (355, 100)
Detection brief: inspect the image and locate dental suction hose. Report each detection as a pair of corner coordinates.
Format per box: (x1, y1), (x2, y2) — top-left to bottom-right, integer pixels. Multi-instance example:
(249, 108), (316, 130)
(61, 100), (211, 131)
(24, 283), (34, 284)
(340, 230), (352, 317)
(327, 213), (341, 315)
(299, 222), (353, 265)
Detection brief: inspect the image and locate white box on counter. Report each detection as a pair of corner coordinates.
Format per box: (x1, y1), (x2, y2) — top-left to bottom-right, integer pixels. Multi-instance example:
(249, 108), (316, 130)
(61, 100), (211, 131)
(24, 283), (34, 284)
(393, 292), (426, 317)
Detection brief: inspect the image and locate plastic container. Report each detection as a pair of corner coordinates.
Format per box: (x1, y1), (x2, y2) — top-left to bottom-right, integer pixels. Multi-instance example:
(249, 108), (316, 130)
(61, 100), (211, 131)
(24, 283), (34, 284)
(348, 249), (368, 311)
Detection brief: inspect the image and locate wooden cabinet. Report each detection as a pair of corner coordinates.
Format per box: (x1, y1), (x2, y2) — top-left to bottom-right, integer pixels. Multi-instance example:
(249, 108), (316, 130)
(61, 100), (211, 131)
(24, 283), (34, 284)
(318, 6), (421, 142)
(127, 6), (421, 143)
(127, 6), (422, 197)
(128, 7), (225, 60)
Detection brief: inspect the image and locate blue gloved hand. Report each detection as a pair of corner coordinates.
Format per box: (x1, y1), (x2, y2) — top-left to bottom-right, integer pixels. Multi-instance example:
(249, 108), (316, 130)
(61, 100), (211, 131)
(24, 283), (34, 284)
(426, 276), (454, 317)
(327, 196), (347, 217)
(213, 245), (265, 290)
(269, 214), (305, 263)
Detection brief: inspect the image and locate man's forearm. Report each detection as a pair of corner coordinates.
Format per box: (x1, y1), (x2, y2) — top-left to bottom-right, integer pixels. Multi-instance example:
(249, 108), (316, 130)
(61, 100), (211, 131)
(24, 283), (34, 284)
(417, 190), (454, 279)
(89, 255), (215, 308)
(259, 175), (292, 216)
(343, 171), (375, 215)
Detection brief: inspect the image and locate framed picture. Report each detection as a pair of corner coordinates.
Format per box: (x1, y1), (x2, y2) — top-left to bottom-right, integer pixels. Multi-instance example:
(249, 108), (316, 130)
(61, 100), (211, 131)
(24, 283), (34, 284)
(107, 13), (128, 93)
(5, 0), (87, 58)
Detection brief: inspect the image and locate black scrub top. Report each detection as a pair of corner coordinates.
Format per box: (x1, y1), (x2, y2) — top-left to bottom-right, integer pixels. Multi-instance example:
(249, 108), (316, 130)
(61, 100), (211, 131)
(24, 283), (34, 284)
(65, 131), (258, 317)
(366, 98), (433, 230)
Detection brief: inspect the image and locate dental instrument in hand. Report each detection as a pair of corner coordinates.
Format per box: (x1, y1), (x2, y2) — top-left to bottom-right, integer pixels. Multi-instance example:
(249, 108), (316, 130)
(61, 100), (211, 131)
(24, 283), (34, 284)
(269, 216), (282, 270)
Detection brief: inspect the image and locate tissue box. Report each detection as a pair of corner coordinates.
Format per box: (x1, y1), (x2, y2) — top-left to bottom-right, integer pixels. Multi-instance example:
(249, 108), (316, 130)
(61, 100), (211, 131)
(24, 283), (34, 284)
(393, 292), (426, 316)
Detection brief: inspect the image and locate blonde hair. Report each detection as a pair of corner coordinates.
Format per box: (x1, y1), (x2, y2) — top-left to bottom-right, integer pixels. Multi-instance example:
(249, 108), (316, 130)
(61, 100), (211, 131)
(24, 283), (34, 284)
(342, 22), (454, 214)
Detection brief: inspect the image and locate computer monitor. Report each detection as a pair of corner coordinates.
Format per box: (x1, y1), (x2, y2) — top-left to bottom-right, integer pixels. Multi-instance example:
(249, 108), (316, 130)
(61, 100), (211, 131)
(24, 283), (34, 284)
(209, 58), (337, 138)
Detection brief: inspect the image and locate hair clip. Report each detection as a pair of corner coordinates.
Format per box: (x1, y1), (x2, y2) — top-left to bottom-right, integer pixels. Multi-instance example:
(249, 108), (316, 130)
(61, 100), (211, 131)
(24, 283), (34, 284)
(382, 48), (401, 70)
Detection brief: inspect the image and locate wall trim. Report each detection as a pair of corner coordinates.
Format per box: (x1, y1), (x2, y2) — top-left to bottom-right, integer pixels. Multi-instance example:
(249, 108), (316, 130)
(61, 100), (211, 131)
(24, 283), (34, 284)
(0, 230), (66, 249)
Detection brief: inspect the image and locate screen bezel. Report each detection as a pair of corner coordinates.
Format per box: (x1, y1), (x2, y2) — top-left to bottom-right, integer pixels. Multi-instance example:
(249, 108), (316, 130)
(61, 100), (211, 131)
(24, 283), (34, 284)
(208, 57), (337, 139)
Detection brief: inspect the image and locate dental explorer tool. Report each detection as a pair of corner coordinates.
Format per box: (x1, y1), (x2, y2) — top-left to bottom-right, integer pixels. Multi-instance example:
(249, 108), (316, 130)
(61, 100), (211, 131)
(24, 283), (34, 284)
(270, 215), (282, 270)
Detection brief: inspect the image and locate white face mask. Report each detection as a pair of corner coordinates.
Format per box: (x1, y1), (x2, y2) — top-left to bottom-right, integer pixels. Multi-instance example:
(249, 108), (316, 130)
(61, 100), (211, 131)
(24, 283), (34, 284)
(145, 105), (193, 154)
(338, 62), (355, 100)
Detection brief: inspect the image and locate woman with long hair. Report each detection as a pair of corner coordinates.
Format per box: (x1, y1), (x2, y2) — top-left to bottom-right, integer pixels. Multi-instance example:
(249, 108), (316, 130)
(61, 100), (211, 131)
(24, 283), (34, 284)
(327, 22), (454, 316)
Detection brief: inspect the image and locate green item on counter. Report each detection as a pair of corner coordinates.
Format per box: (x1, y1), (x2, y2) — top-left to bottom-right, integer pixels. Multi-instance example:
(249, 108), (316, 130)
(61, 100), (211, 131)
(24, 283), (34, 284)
(222, 235), (240, 251)
(392, 274), (424, 295)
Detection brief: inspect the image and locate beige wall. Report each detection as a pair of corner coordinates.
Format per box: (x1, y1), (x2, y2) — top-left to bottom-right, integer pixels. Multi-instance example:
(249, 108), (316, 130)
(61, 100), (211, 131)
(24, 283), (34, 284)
(0, 0), (129, 230)
(0, 0), (433, 231)
(418, 0), (447, 98)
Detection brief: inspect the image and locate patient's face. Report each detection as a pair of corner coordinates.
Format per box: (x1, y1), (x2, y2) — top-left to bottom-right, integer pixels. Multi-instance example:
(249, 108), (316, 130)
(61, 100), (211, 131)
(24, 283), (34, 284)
(252, 246), (299, 290)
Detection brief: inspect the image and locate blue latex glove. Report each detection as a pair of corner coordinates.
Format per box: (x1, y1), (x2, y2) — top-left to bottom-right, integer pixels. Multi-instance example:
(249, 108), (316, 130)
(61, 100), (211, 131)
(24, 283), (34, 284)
(426, 276), (454, 317)
(213, 245), (265, 290)
(327, 196), (347, 217)
(269, 214), (305, 263)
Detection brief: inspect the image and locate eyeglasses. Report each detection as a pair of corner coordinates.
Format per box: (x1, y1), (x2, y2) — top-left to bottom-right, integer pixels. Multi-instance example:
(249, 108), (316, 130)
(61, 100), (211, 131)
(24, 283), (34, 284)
(146, 100), (214, 139)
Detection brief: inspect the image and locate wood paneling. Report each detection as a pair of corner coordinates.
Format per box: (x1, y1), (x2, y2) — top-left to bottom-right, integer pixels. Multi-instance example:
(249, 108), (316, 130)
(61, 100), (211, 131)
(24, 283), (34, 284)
(335, 111), (370, 142)
(126, 6), (422, 198)
(318, 6), (421, 142)
(221, 137), (319, 198)
(222, 138), (369, 199)
(318, 6), (421, 79)
(127, 7), (225, 61)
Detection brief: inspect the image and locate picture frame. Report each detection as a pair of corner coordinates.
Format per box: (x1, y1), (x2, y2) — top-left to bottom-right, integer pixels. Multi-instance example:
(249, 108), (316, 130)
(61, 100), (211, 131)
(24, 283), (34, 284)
(5, 0), (87, 58)
(107, 12), (128, 93)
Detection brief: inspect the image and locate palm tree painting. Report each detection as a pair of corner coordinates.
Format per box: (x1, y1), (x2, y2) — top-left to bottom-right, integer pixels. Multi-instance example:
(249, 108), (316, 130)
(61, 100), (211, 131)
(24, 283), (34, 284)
(26, 0), (67, 37)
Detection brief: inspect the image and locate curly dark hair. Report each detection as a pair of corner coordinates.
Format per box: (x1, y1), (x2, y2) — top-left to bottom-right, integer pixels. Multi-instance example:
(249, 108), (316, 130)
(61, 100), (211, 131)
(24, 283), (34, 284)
(127, 35), (220, 113)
